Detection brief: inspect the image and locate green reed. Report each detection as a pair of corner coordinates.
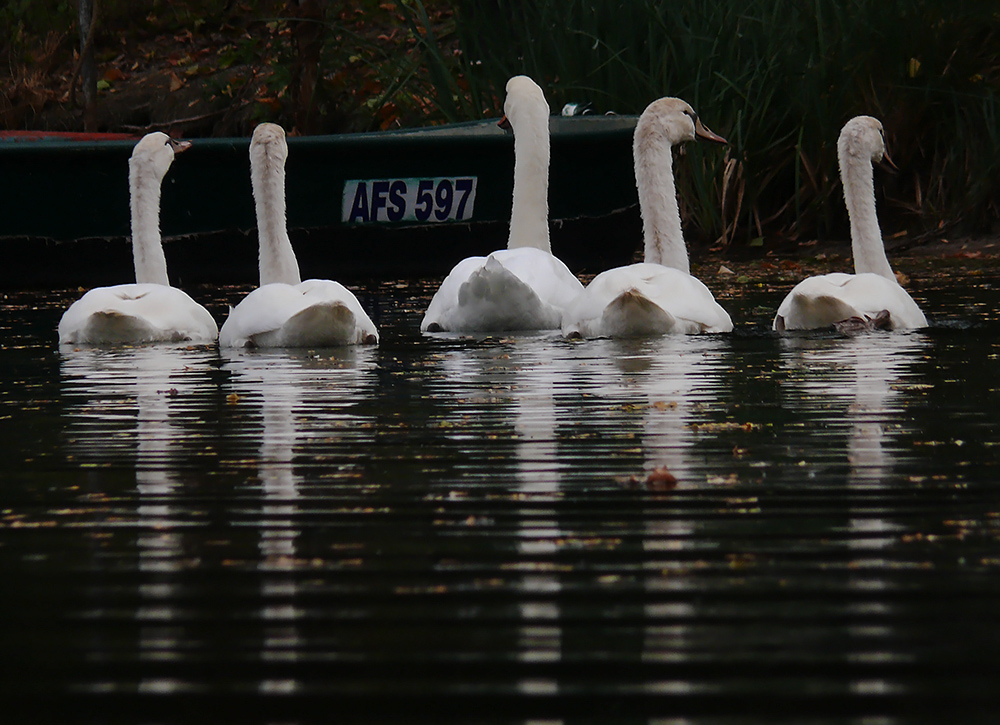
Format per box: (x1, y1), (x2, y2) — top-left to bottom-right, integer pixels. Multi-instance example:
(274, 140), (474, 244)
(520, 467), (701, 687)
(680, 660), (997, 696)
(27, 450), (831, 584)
(403, 0), (999, 248)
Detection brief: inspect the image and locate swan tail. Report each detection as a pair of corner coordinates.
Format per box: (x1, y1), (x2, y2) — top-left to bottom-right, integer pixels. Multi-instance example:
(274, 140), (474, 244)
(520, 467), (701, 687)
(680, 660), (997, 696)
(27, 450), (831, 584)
(249, 301), (372, 347)
(460, 256), (533, 305)
(775, 292), (863, 331)
(448, 256), (558, 331)
(68, 310), (180, 345)
(599, 288), (677, 337)
(833, 309), (892, 334)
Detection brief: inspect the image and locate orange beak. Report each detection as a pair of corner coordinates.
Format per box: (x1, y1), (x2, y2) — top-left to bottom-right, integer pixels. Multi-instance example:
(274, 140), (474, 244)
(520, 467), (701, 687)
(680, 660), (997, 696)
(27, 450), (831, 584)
(879, 149), (900, 173)
(497, 115), (512, 131)
(694, 117), (727, 145)
(168, 138), (192, 154)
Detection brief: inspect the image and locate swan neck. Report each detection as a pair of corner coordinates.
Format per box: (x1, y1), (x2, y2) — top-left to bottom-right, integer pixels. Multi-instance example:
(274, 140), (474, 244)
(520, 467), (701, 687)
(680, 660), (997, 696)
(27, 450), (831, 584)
(842, 148), (894, 279)
(253, 149), (301, 286)
(635, 136), (688, 274)
(507, 117), (550, 253)
(129, 164), (170, 286)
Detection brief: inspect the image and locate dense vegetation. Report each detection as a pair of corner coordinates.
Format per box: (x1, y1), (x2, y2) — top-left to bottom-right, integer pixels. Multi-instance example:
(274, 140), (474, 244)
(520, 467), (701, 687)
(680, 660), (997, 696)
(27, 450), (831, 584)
(2, 0), (998, 248)
(434, 0), (1000, 246)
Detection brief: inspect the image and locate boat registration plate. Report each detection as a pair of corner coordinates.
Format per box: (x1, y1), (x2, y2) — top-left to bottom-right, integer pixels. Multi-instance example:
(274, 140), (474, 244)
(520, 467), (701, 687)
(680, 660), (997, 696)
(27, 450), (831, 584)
(342, 177), (478, 224)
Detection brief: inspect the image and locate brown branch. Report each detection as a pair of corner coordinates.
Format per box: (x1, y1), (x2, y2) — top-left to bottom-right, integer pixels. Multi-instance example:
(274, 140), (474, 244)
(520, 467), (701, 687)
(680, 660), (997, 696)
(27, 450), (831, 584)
(118, 107), (236, 134)
(68, 0), (100, 109)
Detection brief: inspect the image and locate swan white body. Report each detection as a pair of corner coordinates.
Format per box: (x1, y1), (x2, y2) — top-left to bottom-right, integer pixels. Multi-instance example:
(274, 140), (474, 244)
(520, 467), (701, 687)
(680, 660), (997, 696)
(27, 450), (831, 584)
(421, 76), (583, 332)
(773, 116), (926, 331)
(565, 262), (733, 337)
(561, 98), (732, 338)
(58, 133), (218, 345)
(219, 123), (378, 348)
(773, 272), (925, 331)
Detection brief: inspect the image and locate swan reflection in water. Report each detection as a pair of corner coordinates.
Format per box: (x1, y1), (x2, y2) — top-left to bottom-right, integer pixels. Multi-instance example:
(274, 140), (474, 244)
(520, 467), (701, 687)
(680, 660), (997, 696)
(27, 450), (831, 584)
(61, 345), (217, 559)
(779, 331), (927, 538)
(220, 346), (378, 558)
(61, 344), (217, 691)
(434, 333), (730, 695)
(779, 330), (927, 698)
(219, 346), (377, 693)
(432, 337), (573, 694)
(566, 335), (730, 693)
(567, 335), (731, 486)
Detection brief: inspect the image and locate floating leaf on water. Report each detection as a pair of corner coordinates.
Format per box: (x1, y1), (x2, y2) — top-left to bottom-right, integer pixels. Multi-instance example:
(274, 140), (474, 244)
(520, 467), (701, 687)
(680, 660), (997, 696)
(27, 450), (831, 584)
(708, 473), (740, 485)
(616, 465), (678, 491)
(645, 467), (678, 489)
(689, 421), (757, 432)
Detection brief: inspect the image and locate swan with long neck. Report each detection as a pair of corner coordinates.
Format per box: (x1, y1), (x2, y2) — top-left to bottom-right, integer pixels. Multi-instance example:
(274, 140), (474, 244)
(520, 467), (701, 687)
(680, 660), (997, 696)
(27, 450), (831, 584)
(58, 132), (218, 345)
(250, 123), (300, 286)
(633, 100), (691, 273)
(505, 76), (551, 253)
(420, 75), (583, 332)
(128, 135), (175, 286)
(219, 123), (378, 348)
(561, 97), (733, 338)
(773, 116), (926, 331)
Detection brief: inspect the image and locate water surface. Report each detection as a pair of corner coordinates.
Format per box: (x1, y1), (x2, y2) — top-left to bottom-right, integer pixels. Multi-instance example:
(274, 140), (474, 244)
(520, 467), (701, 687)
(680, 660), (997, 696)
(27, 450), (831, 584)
(2, 273), (1000, 723)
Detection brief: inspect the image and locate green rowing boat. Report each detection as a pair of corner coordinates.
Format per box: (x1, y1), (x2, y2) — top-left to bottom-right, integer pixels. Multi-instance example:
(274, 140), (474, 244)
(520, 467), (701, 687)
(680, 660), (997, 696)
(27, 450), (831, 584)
(1, 116), (641, 286)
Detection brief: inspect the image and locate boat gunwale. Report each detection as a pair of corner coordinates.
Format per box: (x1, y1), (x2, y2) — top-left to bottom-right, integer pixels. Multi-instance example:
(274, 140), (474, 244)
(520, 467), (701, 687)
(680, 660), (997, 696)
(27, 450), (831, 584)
(0, 115), (640, 159)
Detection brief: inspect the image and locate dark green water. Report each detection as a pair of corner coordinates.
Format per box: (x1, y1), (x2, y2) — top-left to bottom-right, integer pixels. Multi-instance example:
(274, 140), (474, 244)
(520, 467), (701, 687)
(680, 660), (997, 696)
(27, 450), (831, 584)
(2, 274), (1000, 724)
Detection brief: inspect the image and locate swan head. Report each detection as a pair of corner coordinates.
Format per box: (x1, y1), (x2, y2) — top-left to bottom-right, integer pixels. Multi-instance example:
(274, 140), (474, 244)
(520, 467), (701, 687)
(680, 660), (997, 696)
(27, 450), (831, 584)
(250, 122), (288, 169)
(498, 76), (549, 135)
(129, 131), (190, 182)
(635, 97), (727, 148)
(838, 115), (890, 167)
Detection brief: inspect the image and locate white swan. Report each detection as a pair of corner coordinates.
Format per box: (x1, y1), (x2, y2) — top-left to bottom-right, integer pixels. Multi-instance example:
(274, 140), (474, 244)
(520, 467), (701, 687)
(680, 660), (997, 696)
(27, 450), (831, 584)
(58, 132), (218, 345)
(421, 76), (584, 332)
(219, 123), (378, 348)
(561, 98), (733, 338)
(773, 116), (926, 331)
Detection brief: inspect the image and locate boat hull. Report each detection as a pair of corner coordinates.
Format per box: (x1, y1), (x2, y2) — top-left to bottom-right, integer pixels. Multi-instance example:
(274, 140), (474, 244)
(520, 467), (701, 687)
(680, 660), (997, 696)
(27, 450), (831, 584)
(1, 117), (641, 284)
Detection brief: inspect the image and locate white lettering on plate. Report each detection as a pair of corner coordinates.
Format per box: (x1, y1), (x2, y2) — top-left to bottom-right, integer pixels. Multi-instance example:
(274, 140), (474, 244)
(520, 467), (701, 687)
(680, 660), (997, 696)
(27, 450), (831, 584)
(342, 177), (478, 224)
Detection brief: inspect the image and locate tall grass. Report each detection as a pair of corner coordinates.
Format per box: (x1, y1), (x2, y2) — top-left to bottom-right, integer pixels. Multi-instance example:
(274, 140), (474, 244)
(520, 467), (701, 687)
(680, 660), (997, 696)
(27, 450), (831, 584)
(404, 0), (1000, 247)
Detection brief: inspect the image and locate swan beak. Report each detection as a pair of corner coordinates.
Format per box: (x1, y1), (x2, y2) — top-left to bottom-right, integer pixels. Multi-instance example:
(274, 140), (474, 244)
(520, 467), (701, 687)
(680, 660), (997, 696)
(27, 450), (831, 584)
(168, 138), (192, 154)
(694, 117), (727, 145)
(497, 115), (512, 132)
(878, 150), (900, 173)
